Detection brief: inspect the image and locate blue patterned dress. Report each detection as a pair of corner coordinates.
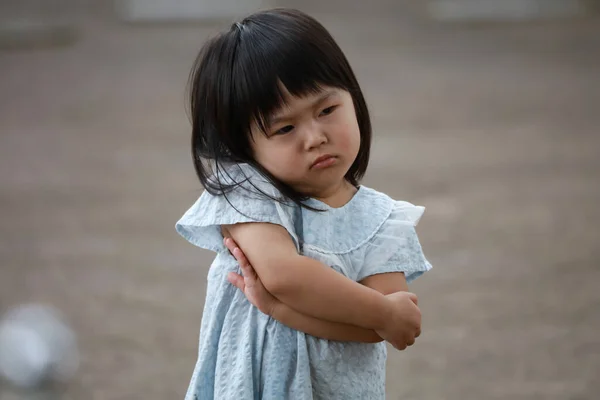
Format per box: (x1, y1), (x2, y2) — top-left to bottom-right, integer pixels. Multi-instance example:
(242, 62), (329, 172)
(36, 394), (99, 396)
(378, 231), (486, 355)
(176, 164), (431, 399)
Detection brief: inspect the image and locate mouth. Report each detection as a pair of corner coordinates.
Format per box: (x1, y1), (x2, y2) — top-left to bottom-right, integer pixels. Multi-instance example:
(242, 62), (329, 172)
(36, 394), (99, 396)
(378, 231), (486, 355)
(311, 154), (337, 169)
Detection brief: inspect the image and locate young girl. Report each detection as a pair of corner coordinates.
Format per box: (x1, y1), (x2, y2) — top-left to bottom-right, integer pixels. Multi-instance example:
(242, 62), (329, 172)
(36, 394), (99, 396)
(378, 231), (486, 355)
(176, 8), (432, 399)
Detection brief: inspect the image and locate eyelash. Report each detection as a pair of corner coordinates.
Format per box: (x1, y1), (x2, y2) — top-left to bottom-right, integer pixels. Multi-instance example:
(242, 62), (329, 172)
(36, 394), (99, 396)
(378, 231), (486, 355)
(272, 105), (338, 136)
(320, 105), (337, 116)
(275, 125), (294, 135)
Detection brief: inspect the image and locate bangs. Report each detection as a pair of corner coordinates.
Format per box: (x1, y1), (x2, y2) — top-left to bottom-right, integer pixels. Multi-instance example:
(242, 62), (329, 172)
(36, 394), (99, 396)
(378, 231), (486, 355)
(188, 8), (371, 206)
(230, 9), (361, 136)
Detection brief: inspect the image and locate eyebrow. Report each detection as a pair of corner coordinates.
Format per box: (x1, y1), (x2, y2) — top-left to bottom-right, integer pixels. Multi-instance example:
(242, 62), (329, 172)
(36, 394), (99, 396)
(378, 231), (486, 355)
(268, 90), (337, 126)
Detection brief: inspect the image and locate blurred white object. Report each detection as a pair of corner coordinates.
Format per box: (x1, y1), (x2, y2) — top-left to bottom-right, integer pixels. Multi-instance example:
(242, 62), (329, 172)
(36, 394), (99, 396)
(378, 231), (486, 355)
(429, 0), (586, 21)
(0, 304), (78, 389)
(116, 0), (266, 22)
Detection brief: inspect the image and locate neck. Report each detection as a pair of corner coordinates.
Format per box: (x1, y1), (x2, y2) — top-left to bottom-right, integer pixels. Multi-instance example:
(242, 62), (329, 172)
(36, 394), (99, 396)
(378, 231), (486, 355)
(312, 180), (358, 208)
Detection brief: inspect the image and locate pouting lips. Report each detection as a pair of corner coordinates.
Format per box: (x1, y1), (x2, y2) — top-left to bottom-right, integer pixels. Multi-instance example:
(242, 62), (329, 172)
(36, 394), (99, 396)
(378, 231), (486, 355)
(311, 155), (337, 169)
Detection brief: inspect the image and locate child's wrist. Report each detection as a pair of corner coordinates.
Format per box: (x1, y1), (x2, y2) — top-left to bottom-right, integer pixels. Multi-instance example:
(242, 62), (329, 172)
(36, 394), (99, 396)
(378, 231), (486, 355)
(375, 296), (393, 331)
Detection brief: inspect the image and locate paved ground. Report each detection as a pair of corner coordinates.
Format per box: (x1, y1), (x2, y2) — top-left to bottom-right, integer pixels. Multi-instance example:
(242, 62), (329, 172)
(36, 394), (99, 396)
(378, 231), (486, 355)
(1, 2), (599, 399)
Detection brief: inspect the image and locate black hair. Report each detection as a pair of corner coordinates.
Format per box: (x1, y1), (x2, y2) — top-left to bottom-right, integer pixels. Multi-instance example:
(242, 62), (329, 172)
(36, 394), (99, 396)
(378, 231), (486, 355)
(188, 8), (371, 207)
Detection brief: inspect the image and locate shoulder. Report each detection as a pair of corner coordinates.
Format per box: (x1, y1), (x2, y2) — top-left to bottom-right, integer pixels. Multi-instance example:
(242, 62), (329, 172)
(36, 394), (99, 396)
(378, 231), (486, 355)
(191, 163), (291, 217)
(175, 163), (301, 252)
(355, 190), (432, 282)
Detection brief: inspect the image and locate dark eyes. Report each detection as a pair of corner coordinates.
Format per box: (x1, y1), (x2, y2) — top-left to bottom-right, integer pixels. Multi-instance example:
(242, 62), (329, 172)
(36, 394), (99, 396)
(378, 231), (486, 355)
(319, 106), (337, 116)
(271, 105), (338, 136)
(274, 125), (294, 135)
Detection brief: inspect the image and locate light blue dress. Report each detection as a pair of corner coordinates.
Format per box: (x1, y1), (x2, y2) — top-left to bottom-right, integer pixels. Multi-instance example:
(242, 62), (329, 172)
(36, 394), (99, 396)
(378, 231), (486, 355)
(176, 164), (432, 400)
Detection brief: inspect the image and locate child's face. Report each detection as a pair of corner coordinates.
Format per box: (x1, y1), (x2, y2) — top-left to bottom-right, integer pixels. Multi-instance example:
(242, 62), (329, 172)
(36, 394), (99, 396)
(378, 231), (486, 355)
(250, 86), (361, 198)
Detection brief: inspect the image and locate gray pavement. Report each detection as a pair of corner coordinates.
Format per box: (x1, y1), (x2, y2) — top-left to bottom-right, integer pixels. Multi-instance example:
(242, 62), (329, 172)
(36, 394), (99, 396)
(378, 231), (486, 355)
(1, 2), (599, 399)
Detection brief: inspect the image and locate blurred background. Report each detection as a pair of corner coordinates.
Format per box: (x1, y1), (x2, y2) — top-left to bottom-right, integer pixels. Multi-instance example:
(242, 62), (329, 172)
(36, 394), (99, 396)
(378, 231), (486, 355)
(0, 0), (599, 399)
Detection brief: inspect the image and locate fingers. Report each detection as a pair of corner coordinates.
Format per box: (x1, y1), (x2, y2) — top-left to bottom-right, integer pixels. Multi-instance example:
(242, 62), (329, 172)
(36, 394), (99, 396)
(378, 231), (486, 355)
(406, 327), (421, 347)
(393, 335), (418, 351)
(233, 248), (257, 281)
(391, 325), (422, 351)
(224, 237), (237, 255)
(227, 272), (245, 291)
(408, 292), (418, 306)
(394, 342), (407, 351)
(224, 237), (246, 265)
(224, 238), (257, 283)
(232, 246), (250, 269)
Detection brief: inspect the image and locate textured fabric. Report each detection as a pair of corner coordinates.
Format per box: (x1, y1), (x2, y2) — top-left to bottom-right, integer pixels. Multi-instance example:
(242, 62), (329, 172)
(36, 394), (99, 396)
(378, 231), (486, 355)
(175, 164), (432, 400)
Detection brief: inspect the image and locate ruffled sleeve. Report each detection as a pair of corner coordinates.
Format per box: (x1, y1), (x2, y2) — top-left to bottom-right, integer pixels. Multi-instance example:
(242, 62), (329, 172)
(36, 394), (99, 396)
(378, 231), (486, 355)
(356, 201), (432, 283)
(175, 165), (300, 254)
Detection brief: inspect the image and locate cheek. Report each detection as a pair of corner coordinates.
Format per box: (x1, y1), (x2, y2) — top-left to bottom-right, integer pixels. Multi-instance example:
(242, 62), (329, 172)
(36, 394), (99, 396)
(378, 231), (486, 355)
(254, 142), (301, 176)
(335, 119), (361, 156)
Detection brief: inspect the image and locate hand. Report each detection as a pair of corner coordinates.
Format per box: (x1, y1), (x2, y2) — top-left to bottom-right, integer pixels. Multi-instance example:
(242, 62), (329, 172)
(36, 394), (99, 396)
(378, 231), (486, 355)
(375, 291), (422, 350)
(224, 237), (280, 317)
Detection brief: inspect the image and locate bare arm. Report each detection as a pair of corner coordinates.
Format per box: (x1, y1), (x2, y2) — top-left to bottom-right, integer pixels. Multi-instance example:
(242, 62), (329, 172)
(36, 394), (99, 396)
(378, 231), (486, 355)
(271, 304), (383, 342)
(224, 237), (415, 344)
(272, 273), (411, 342)
(360, 272), (409, 295)
(223, 223), (392, 330)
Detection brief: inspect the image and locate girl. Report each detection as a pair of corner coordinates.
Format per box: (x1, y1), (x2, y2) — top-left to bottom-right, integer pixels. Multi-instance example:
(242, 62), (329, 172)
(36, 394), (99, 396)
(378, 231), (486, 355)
(176, 8), (432, 400)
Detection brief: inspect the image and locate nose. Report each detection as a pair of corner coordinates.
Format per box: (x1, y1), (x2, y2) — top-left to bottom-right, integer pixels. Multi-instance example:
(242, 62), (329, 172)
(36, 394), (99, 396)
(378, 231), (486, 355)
(303, 122), (327, 151)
